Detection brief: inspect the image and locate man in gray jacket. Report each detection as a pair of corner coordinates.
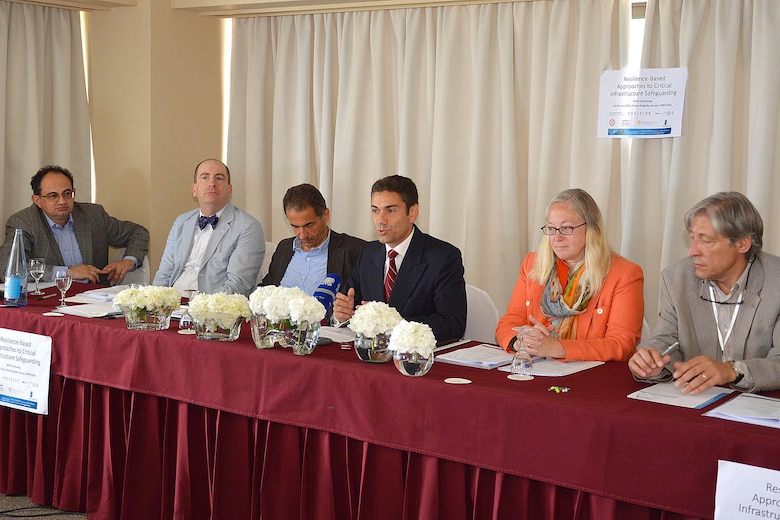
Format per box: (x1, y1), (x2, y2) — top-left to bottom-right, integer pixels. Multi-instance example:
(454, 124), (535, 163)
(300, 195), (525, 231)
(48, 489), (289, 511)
(0, 165), (148, 285)
(153, 159), (265, 296)
(629, 192), (780, 393)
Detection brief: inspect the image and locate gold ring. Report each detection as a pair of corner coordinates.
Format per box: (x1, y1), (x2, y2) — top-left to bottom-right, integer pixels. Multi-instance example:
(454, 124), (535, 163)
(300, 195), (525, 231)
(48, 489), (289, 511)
(701, 373), (708, 380)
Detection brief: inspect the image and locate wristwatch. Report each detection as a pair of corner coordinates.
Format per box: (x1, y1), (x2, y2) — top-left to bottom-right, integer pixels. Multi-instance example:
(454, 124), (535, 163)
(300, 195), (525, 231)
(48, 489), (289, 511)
(728, 360), (745, 384)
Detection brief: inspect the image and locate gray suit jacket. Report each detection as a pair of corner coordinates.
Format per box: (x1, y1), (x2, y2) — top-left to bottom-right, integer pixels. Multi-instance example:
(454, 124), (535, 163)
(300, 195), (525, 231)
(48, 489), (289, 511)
(0, 203), (149, 285)
(261, 230), (366, 288)
(153, 203), (265, 296)
(639, 252), (780, 392)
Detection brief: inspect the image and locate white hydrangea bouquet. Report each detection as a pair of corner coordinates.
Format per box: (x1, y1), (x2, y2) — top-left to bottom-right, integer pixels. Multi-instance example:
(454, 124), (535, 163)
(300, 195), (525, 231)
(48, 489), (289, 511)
(350, 301), (402, 338)
(113, 285), (181, 330)
(389, 320), (437, 376)
(249, 285), (326, 326)
(249, 286), (325, 352)
(113, 285), (181, 313)
(350, 301), (403, 363)
(188, 292), (251, 341)
(388, 320), (437, 358)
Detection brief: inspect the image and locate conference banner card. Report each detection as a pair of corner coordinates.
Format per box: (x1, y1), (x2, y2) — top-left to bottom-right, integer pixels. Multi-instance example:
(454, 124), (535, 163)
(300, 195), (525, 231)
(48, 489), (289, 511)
(0, 328), (51, 415)
(715, 460), (780, 519)
(597, 67), (688, 138)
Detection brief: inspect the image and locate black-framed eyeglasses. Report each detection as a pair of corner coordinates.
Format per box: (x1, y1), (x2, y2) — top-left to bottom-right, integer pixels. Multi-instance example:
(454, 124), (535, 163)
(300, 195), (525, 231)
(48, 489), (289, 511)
(37, 189), (75, 202)
(540, 223), (586, 236)
(698, 260), (753, 305)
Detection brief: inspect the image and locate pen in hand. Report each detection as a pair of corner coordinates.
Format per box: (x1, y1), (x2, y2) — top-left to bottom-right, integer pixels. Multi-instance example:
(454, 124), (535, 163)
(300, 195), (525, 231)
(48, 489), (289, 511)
(659, 341), (680, 358)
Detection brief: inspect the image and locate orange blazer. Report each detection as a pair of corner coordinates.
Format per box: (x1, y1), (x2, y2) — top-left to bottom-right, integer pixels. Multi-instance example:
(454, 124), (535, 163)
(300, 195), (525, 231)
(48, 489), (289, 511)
(495, 252), (644, 362)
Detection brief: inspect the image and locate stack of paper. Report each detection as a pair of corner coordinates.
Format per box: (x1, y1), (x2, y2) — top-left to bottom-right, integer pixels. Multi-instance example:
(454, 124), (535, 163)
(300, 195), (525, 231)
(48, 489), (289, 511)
(436, 344), (515, 369)
(627, 382), (734, 409)
(57, 301), (122, 318)
(703, 393), (780, 428)
(498, 358), (604, 377)
(66, 285), (130, 304)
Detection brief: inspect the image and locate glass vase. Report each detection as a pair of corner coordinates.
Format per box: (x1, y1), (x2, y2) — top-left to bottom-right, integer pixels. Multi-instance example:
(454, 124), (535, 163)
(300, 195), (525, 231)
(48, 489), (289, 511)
(354, 333), (393, 363)
(393, 350), (434, 377)
(192, 312), (244, 341)
(119, 305), (174, 331)
(251, 314), (320, 355)
(288, 321), (321, 355)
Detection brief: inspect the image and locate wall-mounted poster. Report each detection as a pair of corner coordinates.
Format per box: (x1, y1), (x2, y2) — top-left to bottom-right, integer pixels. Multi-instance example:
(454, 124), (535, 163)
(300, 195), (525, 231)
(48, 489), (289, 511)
(598, 68), (688, 138)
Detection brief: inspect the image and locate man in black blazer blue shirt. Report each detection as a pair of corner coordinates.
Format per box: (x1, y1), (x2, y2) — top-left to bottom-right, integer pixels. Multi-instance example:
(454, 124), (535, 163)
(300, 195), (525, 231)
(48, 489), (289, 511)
(333, 175), (467, 342)
(261, 183), (366, 291)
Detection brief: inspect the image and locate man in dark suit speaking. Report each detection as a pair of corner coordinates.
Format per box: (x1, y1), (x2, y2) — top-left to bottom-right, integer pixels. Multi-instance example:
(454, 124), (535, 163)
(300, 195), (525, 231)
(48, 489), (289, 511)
(333, 175), (467, 342)
(0, 165), (149, 285)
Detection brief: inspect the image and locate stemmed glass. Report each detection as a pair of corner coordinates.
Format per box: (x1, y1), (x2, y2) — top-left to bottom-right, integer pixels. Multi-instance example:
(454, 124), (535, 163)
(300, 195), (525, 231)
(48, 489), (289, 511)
(178, 289), (198, 334)
(54, 269), (73, 307)
(510, 327), (534, 380)
(29, 258), (46, 295)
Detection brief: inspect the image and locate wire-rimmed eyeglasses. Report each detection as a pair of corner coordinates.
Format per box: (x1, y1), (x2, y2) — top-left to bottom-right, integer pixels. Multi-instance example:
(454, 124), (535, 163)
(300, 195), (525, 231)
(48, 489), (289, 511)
(698, 260), (753, 305)
(37, 189), (75, 202)
(540, 223), (586, 236)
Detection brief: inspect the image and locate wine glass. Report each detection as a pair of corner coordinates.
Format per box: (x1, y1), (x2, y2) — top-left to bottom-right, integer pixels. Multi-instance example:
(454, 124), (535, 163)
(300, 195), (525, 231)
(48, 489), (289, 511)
(54, 269), (73, 307)
(29, 258), (46, 295)
(510, 327), (534, 380)
(178, 289), (198, 334)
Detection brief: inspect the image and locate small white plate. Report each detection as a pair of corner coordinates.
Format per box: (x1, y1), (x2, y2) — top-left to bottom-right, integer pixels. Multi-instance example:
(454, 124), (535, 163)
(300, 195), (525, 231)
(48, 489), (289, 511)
(42, 312), (64, 317)
(444, 377), (472, 385)
(507, 374), (534, 381)
(177, 329), (196, 335)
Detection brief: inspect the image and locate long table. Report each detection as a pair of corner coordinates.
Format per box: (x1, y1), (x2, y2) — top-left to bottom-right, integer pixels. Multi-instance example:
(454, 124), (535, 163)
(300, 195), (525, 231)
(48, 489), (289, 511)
(1, 286), (779, 519)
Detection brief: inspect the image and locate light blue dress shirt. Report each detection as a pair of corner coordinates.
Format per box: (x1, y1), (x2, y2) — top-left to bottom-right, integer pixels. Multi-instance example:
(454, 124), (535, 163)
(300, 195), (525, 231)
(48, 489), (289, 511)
(45, 214), (84, 280)
(280, 232), (331, 295)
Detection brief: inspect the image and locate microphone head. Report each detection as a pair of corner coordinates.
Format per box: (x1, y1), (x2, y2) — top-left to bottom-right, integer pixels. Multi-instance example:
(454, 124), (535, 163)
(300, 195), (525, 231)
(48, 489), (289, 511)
(313, 273), (342, 311)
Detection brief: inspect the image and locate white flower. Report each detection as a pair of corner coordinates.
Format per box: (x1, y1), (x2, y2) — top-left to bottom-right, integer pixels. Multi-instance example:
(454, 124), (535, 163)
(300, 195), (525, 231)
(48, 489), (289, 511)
(113, 285), (181, 312)
(350, 301), (402, 338)
(388, 320), (436, 357)
(189, 293), (251, 329)
(249, 285), (325, 325)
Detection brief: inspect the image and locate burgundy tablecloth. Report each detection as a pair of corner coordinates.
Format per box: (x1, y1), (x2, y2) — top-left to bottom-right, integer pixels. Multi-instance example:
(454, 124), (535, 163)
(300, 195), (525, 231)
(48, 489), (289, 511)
(1, 285), (779, 519)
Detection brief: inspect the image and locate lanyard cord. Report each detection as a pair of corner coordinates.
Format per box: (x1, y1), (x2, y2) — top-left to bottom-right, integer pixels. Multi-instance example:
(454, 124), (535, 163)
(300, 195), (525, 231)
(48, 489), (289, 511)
(709, 284), (742, 361)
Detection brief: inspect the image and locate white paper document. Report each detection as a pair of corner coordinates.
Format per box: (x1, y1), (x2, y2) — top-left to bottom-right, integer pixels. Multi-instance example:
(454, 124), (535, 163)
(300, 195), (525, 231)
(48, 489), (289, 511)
(436, 344), (515, 369)
(714, 461), (780, 519)
(56, 302), (122, 318)
(65, 284), (130, 304)
(320, 326), (357, 344)
(627, 381), (734, 409)
(703, 393), (780, 429)
(498, 358), (604, 377)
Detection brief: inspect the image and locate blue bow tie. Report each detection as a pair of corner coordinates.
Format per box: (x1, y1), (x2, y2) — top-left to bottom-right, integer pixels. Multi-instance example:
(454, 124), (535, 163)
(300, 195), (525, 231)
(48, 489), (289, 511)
(198, 214), (219, 230)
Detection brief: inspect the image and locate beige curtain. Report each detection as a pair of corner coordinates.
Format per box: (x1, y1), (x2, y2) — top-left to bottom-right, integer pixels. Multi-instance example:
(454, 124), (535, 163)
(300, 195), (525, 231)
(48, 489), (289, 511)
(0, 1), (91, 222)
(624, 0), (780, 325)
(227, 0), (630, 313)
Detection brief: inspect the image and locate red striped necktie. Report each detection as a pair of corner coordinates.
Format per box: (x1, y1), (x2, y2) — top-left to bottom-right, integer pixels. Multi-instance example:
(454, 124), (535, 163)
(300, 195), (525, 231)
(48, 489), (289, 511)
(384, 249), (398, 302)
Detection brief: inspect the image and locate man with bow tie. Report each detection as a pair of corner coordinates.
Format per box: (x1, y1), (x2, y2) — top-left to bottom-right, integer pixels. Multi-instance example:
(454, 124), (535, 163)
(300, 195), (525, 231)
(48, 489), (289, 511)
(152, 159), (265, 296)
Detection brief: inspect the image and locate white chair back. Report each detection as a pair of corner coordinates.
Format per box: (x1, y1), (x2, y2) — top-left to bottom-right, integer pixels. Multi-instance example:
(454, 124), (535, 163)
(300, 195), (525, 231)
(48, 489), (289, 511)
(257, 241), (277, 284)
(111, 247), (150, 285)
(463, 284), (500, 344)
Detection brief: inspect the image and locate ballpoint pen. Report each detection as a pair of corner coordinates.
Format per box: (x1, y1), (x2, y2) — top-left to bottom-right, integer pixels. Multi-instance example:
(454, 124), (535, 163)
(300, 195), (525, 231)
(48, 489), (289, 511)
(659, 341), (680, 357)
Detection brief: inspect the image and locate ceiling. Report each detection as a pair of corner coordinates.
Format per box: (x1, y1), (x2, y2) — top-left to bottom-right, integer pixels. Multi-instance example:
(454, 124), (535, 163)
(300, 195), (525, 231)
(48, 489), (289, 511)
(9, 0), (531, 18)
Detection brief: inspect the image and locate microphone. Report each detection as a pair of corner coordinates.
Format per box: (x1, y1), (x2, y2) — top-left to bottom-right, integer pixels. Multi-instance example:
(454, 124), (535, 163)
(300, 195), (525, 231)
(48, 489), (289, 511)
(313, 273), (342, 313)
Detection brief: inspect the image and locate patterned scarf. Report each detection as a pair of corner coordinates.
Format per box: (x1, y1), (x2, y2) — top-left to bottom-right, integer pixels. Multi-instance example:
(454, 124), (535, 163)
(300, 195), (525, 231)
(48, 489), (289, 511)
(540, 258), (593, 340)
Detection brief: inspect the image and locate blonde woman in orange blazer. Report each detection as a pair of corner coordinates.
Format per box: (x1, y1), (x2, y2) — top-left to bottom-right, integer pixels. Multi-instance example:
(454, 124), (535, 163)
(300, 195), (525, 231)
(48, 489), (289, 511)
(496, 189), (644, 362)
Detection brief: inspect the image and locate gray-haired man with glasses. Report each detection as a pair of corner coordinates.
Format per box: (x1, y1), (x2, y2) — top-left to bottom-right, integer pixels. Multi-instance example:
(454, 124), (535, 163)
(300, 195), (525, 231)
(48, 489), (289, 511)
(0, 165), (149, 285)
(629, 192), (780, 393)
